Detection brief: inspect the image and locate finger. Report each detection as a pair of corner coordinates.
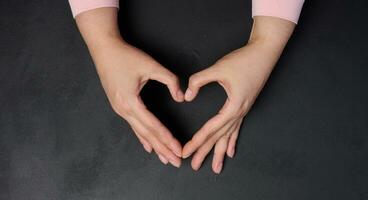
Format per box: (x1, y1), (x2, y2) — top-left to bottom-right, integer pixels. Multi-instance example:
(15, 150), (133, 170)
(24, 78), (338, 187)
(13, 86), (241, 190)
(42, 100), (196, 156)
(132, 99), (183, 157)
(157, 154), (169, 165)
(149, 67), (184, 102)
(182, 111), (234, 159)
(128, 118), (153, 153)
(190, 121), (237, 171)
(227, 119), (243, 158)
(182, 99), (240, 158)
(128, 121), (152, 153)
(127, 115), (180, 167)
(185, 67), (219, 101)
(133, 127), (152, 153)
(146, 134), (182, 168)
(211, 121), (239, 173)
(190, 136), (217, 171)
(212, 136), (229, 174)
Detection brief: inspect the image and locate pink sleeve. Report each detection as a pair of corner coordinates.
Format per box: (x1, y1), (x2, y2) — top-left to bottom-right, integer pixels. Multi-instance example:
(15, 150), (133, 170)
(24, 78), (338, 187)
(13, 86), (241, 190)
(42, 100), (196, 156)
(252, 0), (305, 24)
(68, 0), (119, 18)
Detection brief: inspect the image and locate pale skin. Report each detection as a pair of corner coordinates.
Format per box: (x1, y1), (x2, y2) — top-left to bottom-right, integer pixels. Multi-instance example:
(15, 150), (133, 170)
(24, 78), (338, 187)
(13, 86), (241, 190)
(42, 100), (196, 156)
(75, 7), (295, 173)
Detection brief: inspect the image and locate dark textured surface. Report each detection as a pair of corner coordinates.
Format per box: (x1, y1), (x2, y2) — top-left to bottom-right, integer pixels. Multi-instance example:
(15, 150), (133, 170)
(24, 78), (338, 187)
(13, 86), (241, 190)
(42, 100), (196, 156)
(1, 0), (368, 200)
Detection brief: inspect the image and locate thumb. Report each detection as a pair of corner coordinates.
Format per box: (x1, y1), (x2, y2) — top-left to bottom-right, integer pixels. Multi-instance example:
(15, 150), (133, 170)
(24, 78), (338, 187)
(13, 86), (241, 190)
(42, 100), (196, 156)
(149, 66), (184, 102)
(185, 67), (219, 102)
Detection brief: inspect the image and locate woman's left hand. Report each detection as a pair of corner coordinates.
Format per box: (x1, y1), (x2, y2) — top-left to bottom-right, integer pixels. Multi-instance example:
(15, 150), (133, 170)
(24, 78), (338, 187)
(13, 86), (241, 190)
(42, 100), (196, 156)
(181, 43), (275, 173)
(182, 16), (295, 174)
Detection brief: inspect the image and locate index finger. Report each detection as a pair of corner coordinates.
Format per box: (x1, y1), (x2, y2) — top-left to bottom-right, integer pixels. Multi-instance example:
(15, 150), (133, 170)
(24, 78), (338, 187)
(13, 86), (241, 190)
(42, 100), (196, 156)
(149, 66), (184, 102)
(182, 111), (234, 159)
(131, 98), (183, 157)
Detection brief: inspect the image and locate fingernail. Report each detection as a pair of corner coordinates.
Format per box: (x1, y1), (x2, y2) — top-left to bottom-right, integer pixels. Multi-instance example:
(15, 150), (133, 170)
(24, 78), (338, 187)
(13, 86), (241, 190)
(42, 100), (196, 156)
(169, 143), (182, 157)
(168, 154), (181, 168)
(169, 159), (181, 168)
(229, 147), (235, 158)
(181, 144), (191, 158)
(158, 155), (168, 165)
(173, 149), (182, 158)
(184, 89), (193, 101)
(143, 144), (152, 153)
(176, 90), (184, 101)
(182, 152), (191, 159)
(214, 162), (223, 174)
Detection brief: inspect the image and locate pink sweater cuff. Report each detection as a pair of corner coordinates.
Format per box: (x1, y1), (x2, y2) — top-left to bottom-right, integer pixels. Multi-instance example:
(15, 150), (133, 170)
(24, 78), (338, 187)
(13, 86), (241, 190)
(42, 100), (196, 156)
(68, 0), (304, 24)
(252, 0), (305, 24)
(68, 0), (119, 17)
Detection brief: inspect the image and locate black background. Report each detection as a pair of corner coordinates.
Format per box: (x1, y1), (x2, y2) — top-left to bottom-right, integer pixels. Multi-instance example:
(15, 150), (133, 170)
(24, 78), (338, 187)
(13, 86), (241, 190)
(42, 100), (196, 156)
(1, 0), (368, 199)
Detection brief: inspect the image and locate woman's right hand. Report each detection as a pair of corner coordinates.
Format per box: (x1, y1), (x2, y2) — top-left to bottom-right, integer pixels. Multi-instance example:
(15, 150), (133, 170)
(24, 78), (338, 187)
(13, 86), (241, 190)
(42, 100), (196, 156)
(74, 7), (183, 167)
(92, 38), (184, 168)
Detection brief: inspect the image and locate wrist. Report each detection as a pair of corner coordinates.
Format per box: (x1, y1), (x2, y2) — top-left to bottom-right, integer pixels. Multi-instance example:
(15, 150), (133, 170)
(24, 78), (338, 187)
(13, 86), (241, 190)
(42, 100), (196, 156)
(86, 36), (130, 72)
(247, 16), (295, 53)
(86, 34), (125, 54)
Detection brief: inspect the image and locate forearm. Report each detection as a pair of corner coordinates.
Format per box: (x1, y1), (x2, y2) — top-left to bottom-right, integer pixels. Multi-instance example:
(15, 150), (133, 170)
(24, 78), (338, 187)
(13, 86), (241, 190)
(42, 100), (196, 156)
(245, 16), (296, 70)
(75, 8), (124, 56)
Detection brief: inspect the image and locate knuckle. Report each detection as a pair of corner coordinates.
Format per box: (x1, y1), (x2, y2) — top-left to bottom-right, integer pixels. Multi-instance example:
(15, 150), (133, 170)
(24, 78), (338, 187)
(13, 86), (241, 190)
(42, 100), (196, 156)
(221, 133), (231, 140)
(192, 134), (209, 147)
(214, 146), (226, 154)
(158, 133), (173, 144)
(166, 73), (178, 84)
(192, 133), (205, 143)
(160, 131), (174, 141)
(204, 123), (216, 133)
(213, 133), (224, 142)
(149, 122), (165, 133)
(151, 142), (163, 152)
(190, 136), (201, 147)
(138, 129), (150, 138)
(228, 101), (245, 119)
(169, 73), (179, 82)
(154, 123), (165, 131)
(189, 74), (199, 87)
(201, 122), (212, 133)
(156, 146), (170, 156)
(233, 110), (244, 119)
(196, 148), (207, 156)
(154, 144), (163, 152)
